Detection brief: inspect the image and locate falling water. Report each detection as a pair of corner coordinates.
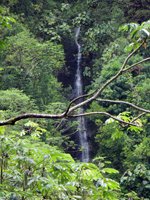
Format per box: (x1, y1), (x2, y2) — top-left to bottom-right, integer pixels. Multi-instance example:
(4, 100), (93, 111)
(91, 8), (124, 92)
(75, 27), (90, 162)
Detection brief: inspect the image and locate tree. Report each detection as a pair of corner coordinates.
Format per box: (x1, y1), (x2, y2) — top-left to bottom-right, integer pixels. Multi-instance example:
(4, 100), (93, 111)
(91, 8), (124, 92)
(0, 6), (16, 50)
(0, 28), (64, 108)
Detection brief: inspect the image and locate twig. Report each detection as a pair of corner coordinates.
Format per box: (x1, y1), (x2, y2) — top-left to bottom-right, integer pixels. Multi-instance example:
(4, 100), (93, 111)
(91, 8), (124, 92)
(131, 112), (146, 123)
(123, 57), (150, 72)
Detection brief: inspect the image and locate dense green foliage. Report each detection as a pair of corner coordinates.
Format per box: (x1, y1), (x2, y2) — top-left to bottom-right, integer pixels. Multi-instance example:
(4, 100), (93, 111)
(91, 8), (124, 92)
(0, 0), (150, 199)
(0, 125), (121, 199)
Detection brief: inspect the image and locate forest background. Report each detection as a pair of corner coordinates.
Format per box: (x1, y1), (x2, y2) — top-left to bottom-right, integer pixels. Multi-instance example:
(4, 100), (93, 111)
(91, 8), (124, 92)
(0, 0), (150, 199)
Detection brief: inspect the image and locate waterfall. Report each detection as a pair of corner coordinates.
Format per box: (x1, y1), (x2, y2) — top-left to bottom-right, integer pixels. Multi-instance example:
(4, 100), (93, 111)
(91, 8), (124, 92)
(75, 27), (90, 162)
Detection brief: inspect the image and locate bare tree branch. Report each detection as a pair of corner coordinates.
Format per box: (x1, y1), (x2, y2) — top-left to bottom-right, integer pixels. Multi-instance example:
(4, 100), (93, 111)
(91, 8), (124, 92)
(123, 57), (150, 72)
(96, 99), (150, 114)
(69, 112), (138, 126)
(0, 113), (66, 126)
(0, 109), (147, 127)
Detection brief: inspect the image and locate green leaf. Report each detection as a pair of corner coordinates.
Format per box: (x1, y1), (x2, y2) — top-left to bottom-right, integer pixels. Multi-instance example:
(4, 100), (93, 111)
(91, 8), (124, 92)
(127, 125), (143, 133)
(111, 130), (124, 140)
(106, 179), (120, 190)
(0, 126), (5, 135)
(102, 168), (119, 174)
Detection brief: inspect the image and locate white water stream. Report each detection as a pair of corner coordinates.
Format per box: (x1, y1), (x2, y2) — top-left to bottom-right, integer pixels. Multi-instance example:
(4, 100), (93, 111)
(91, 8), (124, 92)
(75, 27), (90, 162)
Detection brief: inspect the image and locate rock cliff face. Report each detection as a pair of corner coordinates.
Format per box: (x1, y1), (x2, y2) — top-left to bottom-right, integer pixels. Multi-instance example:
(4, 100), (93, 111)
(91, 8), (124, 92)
(57, 27), (98, 161)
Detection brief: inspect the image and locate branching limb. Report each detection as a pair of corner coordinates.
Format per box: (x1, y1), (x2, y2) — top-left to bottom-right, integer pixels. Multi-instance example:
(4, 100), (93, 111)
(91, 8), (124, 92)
(65, 43), (145, 115)
(96, 99), (150, 114)
(0, 109), (147, 127)
(0, 113), (66, 126)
